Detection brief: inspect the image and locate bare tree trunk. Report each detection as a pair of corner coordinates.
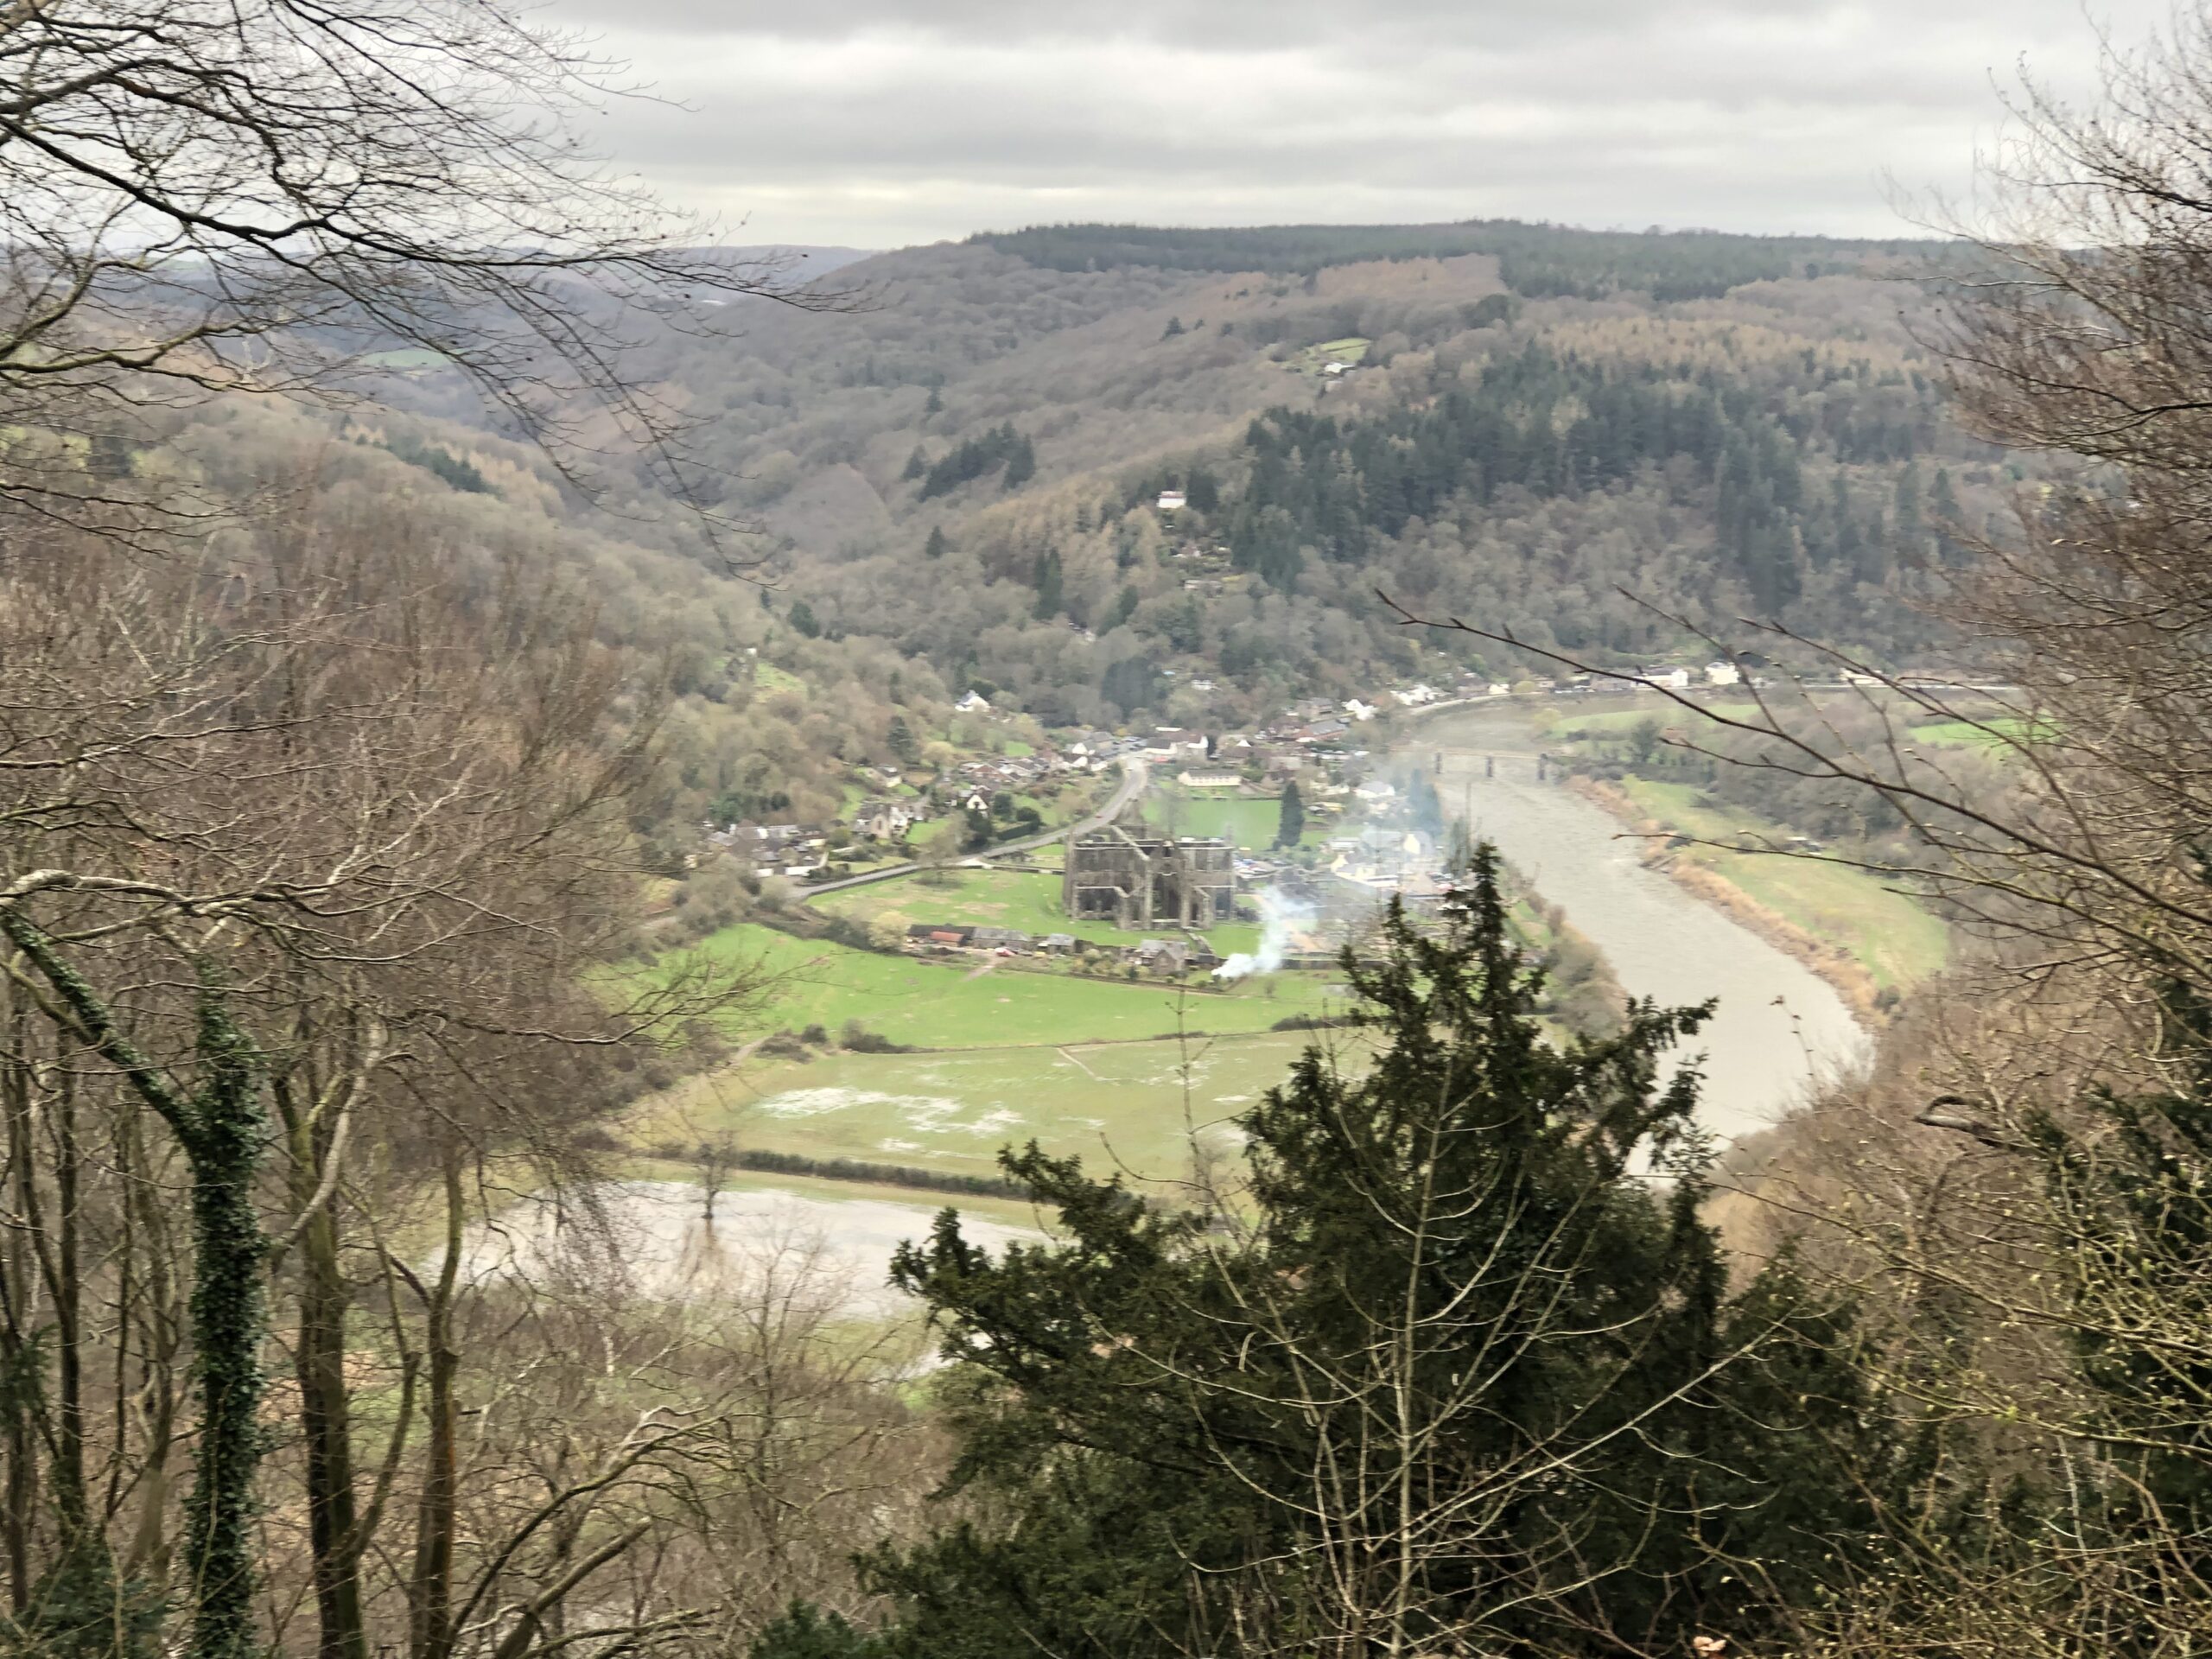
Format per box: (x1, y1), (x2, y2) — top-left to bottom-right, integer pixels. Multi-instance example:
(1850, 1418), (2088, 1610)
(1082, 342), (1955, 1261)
(0, 982), (37, 1619)
(410, 1147), (465, 1659)
(281, 1073), (370, 1659)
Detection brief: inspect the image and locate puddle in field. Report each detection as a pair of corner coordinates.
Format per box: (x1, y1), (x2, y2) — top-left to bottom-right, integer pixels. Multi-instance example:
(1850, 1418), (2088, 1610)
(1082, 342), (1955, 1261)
(461, 1179), (1041, 1318)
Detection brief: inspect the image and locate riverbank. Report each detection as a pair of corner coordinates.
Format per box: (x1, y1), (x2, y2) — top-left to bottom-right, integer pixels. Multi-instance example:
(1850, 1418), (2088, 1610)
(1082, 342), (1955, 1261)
(1564, 772), (1948, 1018)
(1408, 711), (1869, 1141)
(1567, 777), (1890, 1022)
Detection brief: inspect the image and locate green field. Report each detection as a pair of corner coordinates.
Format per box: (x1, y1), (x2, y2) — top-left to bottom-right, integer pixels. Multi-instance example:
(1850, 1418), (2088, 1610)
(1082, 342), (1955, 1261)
(679, 922), (1341, 1048)
(1143, 786), (1313, 852)
(811, 868), (1262, 957)
(1293, 337), (1371, 375)
(634, 1029), (1353, 1186)
(1618, 779), (1949, 991)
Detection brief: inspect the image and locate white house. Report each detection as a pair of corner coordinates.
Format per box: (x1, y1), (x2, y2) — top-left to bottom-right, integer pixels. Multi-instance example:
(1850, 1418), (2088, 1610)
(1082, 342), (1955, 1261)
(1487, 682), (1511, 698)
(1395, 683), (1439, 707)
(1179, 769), (1242, 789)
(852, 798), (924, 841)
(1704, 660), (1743, 687)
(1344, 698), (1379, 722)
(1641, 665), (1693, 691)
(1157, 489), (1187, 512)
(955, 689), (992, 713)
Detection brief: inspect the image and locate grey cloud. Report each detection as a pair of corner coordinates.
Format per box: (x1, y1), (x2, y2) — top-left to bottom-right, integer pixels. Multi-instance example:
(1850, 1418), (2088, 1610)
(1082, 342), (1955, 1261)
(542, 0), (2172, 246)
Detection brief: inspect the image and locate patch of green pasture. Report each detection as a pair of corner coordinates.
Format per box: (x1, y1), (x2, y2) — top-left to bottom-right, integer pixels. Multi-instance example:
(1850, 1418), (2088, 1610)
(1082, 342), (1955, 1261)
(1291, 337), (1371, 374)
(753, 664), (805, 697)
(1908, 716), (2043, 750)
(819, 868), (1113, 939)
(679, 923), (1344, 1047)
(1144, 788), (1311, 851)
(1619, 779), (1949, 990)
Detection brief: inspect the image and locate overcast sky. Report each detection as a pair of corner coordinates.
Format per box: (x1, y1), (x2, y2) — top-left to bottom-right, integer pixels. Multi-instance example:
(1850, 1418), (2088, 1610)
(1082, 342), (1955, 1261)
(544, 0), (2171, 251)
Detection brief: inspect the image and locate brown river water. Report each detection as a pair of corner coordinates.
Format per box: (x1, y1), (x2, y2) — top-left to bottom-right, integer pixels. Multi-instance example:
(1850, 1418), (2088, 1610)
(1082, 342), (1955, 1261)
(1401, 704), (1870, 1145)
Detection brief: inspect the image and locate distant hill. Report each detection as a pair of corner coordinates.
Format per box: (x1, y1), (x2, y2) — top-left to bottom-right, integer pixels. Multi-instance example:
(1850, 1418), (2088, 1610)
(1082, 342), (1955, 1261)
(967, 219), (1949, 301)
(394, 219), (2005, 736)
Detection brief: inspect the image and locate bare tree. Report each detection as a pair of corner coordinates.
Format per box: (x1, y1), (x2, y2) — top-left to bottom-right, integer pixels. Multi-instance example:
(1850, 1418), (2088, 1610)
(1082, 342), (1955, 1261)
(0, 0), (844, 524)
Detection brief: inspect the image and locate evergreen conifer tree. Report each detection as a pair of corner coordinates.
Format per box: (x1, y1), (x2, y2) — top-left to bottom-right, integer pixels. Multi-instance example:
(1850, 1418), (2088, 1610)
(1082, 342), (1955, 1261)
(832, 850), (1880, 1658)
(1030, 549), (1063, 620)
(1274, 779), (1305, 847)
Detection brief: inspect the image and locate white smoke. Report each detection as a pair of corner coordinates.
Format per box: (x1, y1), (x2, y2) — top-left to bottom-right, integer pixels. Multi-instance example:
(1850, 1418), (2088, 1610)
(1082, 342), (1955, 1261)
(1214, 887), (1319, 981)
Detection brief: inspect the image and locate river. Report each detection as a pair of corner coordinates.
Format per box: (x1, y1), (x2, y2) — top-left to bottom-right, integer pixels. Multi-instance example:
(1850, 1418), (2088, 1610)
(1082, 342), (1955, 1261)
(1403, 704), (1870, 1145)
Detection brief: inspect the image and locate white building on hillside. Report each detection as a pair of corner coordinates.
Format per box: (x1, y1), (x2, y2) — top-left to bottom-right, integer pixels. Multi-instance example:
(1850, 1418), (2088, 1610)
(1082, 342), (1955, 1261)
(1705, 660), (1743, 687)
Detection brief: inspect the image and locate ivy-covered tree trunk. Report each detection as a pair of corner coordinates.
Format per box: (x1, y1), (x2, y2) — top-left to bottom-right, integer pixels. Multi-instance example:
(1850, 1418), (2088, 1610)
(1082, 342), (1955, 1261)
(178, 996), (267, 1659)
(409, 1146), (465, 1659)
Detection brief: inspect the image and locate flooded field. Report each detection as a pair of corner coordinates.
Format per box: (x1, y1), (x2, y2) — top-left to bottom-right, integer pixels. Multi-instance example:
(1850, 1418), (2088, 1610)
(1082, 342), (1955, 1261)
(460, 1179), (1041, 1318)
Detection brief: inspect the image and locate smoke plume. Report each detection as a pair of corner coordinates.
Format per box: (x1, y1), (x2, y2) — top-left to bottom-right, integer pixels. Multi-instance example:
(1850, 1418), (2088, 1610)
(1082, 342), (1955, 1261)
(1214, 887), (1318, 980)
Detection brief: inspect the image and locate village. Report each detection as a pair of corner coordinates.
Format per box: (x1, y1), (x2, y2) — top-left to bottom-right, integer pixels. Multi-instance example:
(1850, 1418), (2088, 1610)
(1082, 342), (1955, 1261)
(692, 657), (1749, 980)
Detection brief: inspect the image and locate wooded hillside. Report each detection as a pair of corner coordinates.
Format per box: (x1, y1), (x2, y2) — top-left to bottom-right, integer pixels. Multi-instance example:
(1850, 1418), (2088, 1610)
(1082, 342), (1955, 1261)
(390, 219), (2010, 736)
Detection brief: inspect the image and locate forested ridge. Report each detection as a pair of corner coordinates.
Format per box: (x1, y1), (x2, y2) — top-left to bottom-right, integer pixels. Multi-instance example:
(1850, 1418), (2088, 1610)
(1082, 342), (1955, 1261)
(537, 218), (2006, 733)
(1224, 340), (1957, 620)
(970, 218), (1943, 300)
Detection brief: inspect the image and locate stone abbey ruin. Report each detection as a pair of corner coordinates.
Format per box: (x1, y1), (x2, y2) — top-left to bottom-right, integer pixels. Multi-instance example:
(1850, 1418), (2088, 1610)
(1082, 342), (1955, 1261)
(1062, 826), (1236, 925)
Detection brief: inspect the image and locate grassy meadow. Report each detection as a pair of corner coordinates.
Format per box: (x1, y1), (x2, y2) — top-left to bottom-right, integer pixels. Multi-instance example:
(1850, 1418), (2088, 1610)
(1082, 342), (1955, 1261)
(1618, 778), (1949, 991)
(680, 921), (1342, 1048)
(810, 867), (1264, 957)
(1142, 785), (1323, 851)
